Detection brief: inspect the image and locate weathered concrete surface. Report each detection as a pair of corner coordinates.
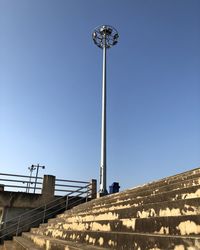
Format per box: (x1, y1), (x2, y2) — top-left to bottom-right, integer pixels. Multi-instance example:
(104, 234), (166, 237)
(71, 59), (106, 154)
(0, 175), (58, 210)
(26, 231), (200, 249)
(2, 167), (200, 249)
(23, 232), (108, 250)
(0, 191), (48, 208)
(14, 236), (42, 250)
(3, 240), (17, 250)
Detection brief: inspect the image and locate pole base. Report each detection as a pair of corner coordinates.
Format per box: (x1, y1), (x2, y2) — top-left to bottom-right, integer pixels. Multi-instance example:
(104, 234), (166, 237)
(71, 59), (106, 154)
(97, 189), (108, 198)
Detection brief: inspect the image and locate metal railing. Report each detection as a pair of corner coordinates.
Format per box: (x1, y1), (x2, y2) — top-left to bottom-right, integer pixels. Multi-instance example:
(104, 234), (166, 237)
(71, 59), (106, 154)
(0, 173), (91, 196)
(0, 173), (43, 194)
(55, 178), (90, 196)
(0, 183), (91, 242)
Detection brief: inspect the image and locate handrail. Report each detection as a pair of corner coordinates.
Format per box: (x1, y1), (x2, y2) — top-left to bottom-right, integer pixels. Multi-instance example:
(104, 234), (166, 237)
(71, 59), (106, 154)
(55, 183), (86, 188)
(0, 173), (43, 179)
(0, 183), (91, 241)
(55, 178), (89, 184)
(54, 178), (90, 196)
(0, 179), (42, 184)
(0, 185), (41, 190)
(0, 173), (43, 194)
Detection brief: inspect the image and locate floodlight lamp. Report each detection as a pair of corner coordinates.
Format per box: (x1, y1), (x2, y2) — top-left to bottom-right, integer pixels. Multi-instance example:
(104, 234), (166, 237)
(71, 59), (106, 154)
(100, 26), (112, 36)
(106, 27), (112, 35)
(113, 33), (119, 40)
(93, 32), (97, 38)
(100, 26), (106, 33)
(92, 25), (119, 49)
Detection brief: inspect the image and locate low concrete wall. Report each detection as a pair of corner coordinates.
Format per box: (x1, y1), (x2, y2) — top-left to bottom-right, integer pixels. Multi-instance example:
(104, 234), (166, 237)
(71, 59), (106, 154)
(0, 191), (53, 209)
(0, 190), (62, 232)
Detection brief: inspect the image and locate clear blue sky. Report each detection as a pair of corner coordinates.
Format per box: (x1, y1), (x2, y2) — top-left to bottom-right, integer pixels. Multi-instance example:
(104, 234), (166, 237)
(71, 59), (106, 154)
(0, 0), (200, 191)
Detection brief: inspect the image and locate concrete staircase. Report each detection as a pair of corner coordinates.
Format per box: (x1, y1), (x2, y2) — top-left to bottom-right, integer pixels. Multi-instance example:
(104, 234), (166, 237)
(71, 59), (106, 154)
(1, 168), (200, 249)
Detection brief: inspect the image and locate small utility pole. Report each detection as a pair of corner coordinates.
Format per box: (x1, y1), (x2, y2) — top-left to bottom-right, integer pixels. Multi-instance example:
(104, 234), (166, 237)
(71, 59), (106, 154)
(27, 165), (36, 193)
(32, 164), (45, 193)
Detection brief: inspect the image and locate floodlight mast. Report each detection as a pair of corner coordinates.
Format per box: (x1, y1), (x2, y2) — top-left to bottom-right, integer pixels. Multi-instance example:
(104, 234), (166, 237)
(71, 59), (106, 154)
(92, 25), (119, 196)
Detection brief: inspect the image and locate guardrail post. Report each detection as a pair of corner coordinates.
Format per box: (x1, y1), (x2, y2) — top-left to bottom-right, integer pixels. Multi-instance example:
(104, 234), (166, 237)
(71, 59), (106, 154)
(86, 186), (89, 202)
(0, 185), (4, 191)
(42, 175), (55, 201)
(65, 196), (69, 209)
(90, 179), (97, 199)
(16, 215), (21, 236)
(43, 204), (47, 223)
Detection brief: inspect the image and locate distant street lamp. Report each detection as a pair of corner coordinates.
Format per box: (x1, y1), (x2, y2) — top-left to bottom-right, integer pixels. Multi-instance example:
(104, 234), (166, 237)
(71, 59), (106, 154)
(92, 25), (119, 196)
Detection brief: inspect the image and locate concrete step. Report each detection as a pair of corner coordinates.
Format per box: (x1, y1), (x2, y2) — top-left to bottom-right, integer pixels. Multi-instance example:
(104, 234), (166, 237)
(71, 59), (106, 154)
(71, 168), (200, 212)
(151, 167), (200, 185)
(87, 175), (200, 208)
(23, 232), (109, 250)
(25, 230), (200, 249)
(90, 182), (200, 212)
(63, 184), (200, 216)
(38, 190), (200, 234)
(13, 236), (42, 250)
(38, 197), (200, 231)
(122, 175), (200, 199)
(31, 214), (200, 237)
(3, 240), (17, 250)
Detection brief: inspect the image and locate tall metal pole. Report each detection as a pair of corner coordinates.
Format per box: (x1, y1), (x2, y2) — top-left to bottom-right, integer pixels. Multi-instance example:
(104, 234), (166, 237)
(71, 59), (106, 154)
(92, 25), (119, 196)
(99, 40), (107, 195)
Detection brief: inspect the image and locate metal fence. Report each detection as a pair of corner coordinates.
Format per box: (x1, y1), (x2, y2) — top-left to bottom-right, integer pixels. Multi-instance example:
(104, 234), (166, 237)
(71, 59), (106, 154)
(0, 173), (43, 194)
(55, 178), (90, 196)
(0, 173), (91, 196)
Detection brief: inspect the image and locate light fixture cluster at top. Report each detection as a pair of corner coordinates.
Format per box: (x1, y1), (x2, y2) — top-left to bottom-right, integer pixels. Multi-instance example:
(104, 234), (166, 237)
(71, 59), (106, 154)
(92, 25), (119, 49)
